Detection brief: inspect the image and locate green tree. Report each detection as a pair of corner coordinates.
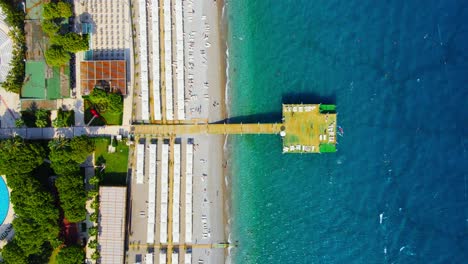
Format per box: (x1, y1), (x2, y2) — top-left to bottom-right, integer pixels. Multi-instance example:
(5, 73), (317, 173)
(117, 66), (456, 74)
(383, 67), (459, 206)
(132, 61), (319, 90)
(69, 135), (95, 162)
(88, 226), (97, 236)
(48, 136), (94, 175)
(91, 251), (100, 261)
(0, 240), (28, 264)
(89, 175), (100, 186)
(56, 245), (85, 264)
(87, 89), (123, 113)
(43, 2), (72, 20)
(53, 109), (74, 127)
(41, 19), (60, 36)
(51, 33), (89, 52)
(35, 109), (49, 128)
(0, 137), (46, 175)
(87, 239), (98, 249)
(55, 174), (87, 222)
(15, 118), (25, 128)
(45, 45), (70, 67)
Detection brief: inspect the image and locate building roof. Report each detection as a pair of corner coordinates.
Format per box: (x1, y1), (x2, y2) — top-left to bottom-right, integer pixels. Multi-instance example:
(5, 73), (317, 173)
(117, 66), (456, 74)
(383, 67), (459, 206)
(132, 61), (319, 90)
(80, 60), (127, 95)
(22, 61), (70, 100)
(98, 186), (127, 264)
(25, 0), (44, 20)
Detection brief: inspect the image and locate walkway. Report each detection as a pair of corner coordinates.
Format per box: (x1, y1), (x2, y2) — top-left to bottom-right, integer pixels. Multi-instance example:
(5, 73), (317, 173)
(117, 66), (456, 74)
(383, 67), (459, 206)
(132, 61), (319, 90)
(133, 123), (282, 136)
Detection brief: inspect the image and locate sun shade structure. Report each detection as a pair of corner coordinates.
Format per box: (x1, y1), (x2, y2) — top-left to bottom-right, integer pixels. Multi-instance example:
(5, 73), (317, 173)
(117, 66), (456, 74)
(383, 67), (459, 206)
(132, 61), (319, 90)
(98, 187), (127, 264)
(80, 60), (127, 95)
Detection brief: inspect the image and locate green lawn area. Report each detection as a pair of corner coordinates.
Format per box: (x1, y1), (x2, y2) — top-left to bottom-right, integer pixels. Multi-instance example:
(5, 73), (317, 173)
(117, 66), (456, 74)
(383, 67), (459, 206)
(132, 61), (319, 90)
(94, 137), (129, 185)
(84, 99), (123, 126)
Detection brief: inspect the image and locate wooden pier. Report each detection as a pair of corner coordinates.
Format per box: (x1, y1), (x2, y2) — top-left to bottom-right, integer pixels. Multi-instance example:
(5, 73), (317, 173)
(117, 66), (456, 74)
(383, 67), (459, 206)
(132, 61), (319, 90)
(132, 122), (282, 136)
(133, 104), (337, 154)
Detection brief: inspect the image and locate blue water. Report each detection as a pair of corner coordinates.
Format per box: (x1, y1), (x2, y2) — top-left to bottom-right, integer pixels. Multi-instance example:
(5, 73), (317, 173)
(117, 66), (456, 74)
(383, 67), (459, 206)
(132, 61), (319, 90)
(225, 1), (468, 263)
(0, 177), (9, 224)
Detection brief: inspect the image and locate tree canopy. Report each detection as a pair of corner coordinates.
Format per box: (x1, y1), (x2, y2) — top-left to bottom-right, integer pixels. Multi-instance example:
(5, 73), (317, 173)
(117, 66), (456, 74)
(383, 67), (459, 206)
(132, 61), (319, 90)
(49, 136), (95, 175)
(41, 19), (60, 36)
(0, 240), (28, 264)
(45, 45), (71, 67)
(55, 174), (87, 222)
(5, 173), (59, 257)
(0, 0), (25, 94)
(53, 109), (74, 127)
(43, 2), (73, 20)
(56, 245), (85, 264)
(0, 137), (46, 175)
(51, 33), (89, 53)
(35, 109), (49, 128)
(87, 88), (123, 113)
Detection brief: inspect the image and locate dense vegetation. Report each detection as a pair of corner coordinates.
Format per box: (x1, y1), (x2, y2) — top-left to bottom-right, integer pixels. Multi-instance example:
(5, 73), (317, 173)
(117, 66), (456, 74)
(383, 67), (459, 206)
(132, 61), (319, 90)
(48, 136), (95, 175)
(49, 136), (94, 223)
(18, 109), (51, 128)
(52, 109), (74, 127)
(41, 1), (89, 66)
(43, 2), (73, 20)
(45, 45), (71, 67)
(87, 88), (123, 113)
(84, 89), (124, 125)
(56, 245), (85, 264)
(0, 0), (26, 93)
(0, 136), (94, 263)
(55, 174), (87, 222)
(0, 138), (59, 263)
(0, 137), (46, 175)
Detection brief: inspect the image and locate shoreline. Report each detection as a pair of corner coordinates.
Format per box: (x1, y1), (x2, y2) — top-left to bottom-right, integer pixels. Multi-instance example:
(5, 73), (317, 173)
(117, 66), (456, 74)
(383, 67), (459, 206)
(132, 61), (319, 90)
(214, 0), (233, 262)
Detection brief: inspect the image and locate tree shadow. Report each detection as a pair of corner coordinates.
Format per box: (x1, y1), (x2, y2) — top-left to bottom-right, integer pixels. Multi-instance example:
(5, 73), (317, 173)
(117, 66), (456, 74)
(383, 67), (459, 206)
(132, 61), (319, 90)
(96, 155), (106, 166)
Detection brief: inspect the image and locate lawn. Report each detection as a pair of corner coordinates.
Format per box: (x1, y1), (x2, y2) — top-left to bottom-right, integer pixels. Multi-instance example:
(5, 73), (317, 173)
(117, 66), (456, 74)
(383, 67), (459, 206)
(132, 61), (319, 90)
(83, 99), (123, 126)
(94, 137), (129, 185)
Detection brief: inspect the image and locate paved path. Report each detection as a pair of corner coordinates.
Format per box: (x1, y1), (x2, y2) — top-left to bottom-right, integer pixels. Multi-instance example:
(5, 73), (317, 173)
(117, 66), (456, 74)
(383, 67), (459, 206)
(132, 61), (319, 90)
(0, 126), (130, 139)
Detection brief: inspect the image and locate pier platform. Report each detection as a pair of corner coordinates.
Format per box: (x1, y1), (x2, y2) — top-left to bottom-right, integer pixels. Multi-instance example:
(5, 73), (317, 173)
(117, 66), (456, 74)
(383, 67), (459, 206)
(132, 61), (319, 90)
(132, 104), (337, 154)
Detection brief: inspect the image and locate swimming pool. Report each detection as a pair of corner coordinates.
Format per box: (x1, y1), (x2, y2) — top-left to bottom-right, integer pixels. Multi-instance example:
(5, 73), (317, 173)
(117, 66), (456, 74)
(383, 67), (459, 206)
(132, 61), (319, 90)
(0, 177), (10, 224)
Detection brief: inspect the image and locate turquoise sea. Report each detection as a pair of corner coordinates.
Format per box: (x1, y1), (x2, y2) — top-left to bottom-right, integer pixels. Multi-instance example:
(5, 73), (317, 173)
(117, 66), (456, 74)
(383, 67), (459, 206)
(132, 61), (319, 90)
(225, 0), (468, 263)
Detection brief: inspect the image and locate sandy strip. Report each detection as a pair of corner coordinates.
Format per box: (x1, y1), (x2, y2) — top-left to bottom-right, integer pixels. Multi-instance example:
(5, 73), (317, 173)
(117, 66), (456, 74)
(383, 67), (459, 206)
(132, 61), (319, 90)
(183, 0), (229, 263)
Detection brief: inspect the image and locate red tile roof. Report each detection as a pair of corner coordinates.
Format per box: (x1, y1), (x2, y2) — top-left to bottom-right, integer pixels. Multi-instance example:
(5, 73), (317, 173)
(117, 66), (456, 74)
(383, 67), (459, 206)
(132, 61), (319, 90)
(80, 60), (127, 95)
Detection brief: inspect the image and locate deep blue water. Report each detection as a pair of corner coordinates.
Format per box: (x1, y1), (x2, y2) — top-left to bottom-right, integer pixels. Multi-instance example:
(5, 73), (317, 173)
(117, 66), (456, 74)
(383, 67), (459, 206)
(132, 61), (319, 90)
(225, 0), (468, 263)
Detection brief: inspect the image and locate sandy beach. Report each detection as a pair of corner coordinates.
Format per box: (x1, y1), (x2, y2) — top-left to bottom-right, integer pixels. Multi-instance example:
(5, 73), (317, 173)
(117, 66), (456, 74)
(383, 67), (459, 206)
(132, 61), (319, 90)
(183, 0), (228, 262)
(127, 0), (229, 263)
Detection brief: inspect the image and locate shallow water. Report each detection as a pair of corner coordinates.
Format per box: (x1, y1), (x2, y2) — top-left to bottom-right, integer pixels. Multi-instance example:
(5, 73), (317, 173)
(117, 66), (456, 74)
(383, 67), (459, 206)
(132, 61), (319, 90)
(226, 0), (468, 263)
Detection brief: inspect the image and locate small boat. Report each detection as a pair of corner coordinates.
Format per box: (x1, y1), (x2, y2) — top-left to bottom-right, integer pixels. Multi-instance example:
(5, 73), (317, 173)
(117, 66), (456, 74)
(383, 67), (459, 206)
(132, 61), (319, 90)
(338, 126), (344, 137)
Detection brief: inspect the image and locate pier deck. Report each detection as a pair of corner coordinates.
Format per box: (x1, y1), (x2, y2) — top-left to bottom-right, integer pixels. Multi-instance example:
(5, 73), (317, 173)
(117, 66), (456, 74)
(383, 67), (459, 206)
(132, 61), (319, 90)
(133, 104), (337, 154)
(133, 123), (282, 136)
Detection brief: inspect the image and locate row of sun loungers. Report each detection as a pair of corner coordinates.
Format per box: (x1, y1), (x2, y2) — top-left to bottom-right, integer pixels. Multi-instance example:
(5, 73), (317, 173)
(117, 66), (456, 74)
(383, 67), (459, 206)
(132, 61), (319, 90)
(163, 0), (174, 120)
(283, 105), (316, 113)
(151, 0), (162, 120)
(160, 143), (169, 243)
(136, 143), (145, 184)
(146, 143), (157, 243)
(175, 0), (185, 120)
(145, 253), (153, 264)
(138, 0), (150, 121)
(173, 143), (181, 243)
(185, 143), (194, 243)
(283, 145), (316, 152)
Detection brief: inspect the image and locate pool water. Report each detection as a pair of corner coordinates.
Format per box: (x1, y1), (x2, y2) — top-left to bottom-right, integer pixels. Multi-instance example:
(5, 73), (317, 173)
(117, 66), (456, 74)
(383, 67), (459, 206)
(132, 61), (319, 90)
(0, 177), (10, 225)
